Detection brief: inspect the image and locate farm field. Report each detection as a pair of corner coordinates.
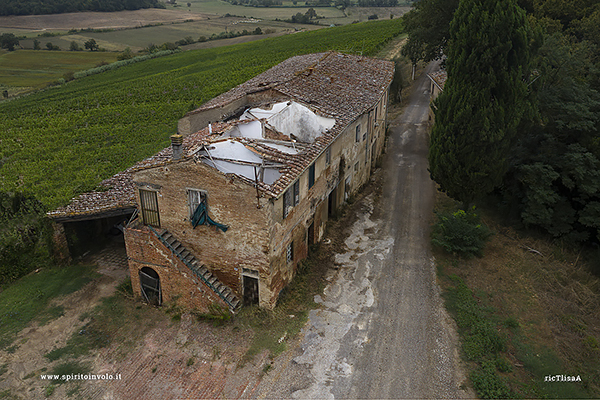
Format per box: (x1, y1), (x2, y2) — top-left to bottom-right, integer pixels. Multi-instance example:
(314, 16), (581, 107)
(0, 3), (410, 50)
(0, 19), (404, 210)
(0, 50), (119, 94)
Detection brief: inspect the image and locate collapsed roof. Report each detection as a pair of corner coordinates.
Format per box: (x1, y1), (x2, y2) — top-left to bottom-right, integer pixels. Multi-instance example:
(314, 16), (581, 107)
(49, 51), (394, 221)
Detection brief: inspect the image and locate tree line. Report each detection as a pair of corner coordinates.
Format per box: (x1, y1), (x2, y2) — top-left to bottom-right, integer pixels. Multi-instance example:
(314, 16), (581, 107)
(0, 0), (164, 16)
(403, 0), (600, 245)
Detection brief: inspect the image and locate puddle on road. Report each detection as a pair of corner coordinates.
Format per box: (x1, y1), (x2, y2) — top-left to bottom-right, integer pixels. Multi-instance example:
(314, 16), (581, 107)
(291, 195), (394, 399)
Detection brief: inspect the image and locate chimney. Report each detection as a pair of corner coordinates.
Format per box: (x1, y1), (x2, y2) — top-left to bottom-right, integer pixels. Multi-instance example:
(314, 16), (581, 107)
(170, 134), (183, 160)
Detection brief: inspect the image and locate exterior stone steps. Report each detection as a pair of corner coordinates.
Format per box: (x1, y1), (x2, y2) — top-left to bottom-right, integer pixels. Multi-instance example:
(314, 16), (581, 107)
(150, 228), (241, 312)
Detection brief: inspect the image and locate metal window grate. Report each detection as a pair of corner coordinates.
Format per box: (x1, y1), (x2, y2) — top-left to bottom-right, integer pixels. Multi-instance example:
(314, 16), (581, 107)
(139, 189), (160, 227)
(286, 241), (293, 264)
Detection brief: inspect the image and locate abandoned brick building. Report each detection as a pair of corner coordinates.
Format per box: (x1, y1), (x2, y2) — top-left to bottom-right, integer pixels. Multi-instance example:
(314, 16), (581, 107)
(49, 51), (394, 312)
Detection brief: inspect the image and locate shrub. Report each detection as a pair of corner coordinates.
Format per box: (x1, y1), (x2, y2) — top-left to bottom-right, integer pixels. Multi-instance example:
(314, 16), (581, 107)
(431, 208), (492, 258)
(470, 360), (512, 399)
(0, 192), (52, 285)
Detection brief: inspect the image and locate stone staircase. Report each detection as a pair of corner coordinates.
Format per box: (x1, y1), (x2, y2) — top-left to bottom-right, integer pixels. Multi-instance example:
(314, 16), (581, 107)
(148, 226), (241, 312)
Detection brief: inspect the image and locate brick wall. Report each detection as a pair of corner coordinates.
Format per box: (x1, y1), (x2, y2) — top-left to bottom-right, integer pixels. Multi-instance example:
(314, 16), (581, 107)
(177, 90), (289, 135)
(132, 159), (273, 307)
(125, 225), (229, 312)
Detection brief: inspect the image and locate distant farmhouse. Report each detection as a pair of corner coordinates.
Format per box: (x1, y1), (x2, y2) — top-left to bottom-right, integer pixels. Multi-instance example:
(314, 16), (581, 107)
(49, 52), (394, 312)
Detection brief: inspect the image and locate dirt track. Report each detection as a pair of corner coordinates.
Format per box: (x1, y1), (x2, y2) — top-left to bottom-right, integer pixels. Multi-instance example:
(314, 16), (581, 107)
(249, 62), (473, 399)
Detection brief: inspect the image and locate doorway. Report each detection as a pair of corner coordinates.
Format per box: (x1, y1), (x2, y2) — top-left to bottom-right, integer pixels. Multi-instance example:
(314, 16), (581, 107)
(139, 267), (162, 306)
(243, 275), (259, 306)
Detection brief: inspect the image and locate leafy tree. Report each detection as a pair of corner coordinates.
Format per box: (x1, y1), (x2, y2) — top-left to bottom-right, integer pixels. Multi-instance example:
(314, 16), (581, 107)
(401, 0), (459, 63)
(84, 38), (99, 51)
(33, 38), (40, 49)
(45, 41), (59, 50)
(0, 33), (19, 51)
(69, 40), (81, 51)
(253, 27), (263, 35)
(501, 31), (600, 243)
(428, 0), (537, 207)
(117, 46), (134, 60)
(0, 192), (52, 285)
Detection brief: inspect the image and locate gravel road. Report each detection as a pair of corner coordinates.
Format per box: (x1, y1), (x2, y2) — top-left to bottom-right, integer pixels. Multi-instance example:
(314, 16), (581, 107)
(250, 62), (473, 400)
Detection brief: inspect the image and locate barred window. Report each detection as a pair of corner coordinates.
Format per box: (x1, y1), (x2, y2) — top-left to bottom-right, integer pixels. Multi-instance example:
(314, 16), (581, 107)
(286, 241), (293, 264)
(283, 180), (300, 219)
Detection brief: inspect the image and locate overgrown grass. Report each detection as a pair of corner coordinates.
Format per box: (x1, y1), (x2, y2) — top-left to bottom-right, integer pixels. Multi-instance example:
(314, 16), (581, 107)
(235, 257), (323, 363)
(44, 278), (164, 362)
(0, 263), (98, 349)
(435, 193), (597, 398)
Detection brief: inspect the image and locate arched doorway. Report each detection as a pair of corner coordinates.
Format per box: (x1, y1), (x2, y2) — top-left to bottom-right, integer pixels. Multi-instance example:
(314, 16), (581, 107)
(139, 267), (162, 306)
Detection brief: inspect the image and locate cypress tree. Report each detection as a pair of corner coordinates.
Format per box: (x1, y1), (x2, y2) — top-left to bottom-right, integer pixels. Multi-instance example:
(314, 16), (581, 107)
(428, 0), (537, 206)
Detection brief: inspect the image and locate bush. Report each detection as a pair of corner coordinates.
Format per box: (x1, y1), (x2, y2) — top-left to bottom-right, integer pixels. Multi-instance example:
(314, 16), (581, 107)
(431, 208), (492, 258)
(0, 192), (52, 285)
(470, 360), (512, 399)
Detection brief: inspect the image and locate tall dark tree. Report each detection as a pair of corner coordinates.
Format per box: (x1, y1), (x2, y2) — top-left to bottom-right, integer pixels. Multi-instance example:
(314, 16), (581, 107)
(428, 0), (538, 206)
(401, 0), (459, 64)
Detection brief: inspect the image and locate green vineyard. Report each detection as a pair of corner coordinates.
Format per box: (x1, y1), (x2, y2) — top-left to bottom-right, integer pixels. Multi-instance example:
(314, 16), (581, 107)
(0, 19), (403, 209)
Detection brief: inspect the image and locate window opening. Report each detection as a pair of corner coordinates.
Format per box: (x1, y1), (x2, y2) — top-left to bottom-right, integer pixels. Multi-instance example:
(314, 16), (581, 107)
(139, 189), (160, 228)
(188, 189), (207, 218)
(355, 125), (360, 142)
(286, 241), (294, 264)
(189, 189), (228, 232)
(308, 164), (315, 189)
(283, 180), (300, 219)
(325, 147), (331, 165)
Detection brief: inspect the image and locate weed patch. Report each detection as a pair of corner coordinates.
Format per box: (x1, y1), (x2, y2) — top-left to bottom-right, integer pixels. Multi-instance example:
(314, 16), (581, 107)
(0, 263), (98, 349)
(44, 284), (161, 361)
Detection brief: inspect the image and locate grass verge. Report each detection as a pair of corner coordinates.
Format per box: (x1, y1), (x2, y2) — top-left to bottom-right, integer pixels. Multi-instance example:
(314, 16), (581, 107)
(0, 263), (99, 349)
(44, 278), (164, 362)
(435, 194), (599, 398)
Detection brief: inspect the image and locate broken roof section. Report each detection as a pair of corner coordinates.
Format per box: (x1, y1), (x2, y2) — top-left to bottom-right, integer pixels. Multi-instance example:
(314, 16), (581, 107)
(240, 101), (335, 144)
(49, 52), (394, 221)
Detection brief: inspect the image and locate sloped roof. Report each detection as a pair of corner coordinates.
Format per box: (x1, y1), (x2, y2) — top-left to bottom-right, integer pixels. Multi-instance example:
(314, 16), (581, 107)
(428, 69), (447, 92)
(49, 52), (394, 220)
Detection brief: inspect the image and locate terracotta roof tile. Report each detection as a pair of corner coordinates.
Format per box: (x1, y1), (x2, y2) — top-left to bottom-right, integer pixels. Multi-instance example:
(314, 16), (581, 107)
(49, 52), (394, 220)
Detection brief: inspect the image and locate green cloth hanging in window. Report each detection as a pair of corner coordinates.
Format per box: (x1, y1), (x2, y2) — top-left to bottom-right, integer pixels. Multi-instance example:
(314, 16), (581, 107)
(191, 201), (229, 232)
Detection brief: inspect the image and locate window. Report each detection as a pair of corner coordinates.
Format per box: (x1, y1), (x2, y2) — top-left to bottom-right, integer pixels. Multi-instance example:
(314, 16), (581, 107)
(355, 125), (360, 142)
(362, 132), (367, 141)
(325, 147), (331, 165)
(283, 179), (300, 219)
(354, 162), (359, 172)
(139, 189), (160, 227)
(188, 189), (206, 217)
(308, 163), (315, 189)
(365, 133), (369, 164)
(286, 241), (294, 264)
